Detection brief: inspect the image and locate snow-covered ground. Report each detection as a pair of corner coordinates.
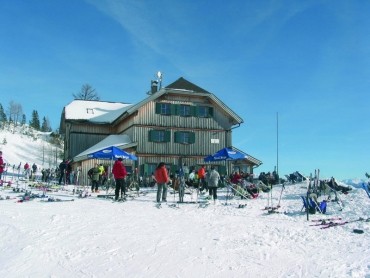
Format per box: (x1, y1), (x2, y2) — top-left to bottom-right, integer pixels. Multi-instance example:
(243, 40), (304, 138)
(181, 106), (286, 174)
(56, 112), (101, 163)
(0, 127), (61, 171)
(0, 177), (369, 278)
(0, 127), (369, 277)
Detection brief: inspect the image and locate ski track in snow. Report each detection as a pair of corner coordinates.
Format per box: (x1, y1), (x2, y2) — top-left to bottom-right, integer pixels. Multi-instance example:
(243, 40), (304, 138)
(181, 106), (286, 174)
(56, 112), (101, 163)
(0, 181), (369, 278)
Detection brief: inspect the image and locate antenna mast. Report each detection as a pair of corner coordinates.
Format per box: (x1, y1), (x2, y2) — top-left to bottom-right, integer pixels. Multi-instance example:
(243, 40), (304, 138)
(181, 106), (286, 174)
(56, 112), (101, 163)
(157, 71), (163, 90)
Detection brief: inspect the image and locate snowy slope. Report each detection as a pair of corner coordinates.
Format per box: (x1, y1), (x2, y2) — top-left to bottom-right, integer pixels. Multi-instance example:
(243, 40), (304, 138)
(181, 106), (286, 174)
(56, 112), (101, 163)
(0, 127), (61, 170)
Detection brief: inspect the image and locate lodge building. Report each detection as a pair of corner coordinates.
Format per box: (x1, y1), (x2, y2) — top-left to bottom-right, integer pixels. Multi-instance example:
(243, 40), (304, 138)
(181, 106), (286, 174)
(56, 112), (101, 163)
(60, 77), (262, 186)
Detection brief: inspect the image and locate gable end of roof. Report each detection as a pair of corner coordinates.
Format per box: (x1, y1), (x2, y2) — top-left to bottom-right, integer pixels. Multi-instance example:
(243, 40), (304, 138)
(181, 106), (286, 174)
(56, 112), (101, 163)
(165, 77), (210, 94)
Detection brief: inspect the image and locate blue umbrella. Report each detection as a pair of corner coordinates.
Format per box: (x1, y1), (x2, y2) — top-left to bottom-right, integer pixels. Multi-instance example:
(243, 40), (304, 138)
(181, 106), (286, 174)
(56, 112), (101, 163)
(88, 146), (137, 161)
(204, 147), (247, 205)
(204, 147), (247, 162)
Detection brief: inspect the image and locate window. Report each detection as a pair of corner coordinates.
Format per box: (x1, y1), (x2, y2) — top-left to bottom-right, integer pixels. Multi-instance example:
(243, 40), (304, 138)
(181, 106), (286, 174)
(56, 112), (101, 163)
(174, 131), (195, 144)
(155, 102), (214, 118)
(197, 106), (213, 118)
(155, 102), (172, 115)
(179, 105), (191, 117)
(149, 130), (171, 142)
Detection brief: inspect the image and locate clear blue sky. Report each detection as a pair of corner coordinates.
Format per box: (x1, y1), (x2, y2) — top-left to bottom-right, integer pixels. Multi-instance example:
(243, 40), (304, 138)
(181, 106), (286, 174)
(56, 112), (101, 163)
(1, 1), (369, 180)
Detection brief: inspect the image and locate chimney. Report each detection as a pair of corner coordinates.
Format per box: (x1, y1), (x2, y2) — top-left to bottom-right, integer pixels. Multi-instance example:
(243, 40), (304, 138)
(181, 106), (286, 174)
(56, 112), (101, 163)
(151, 80), (158, 94)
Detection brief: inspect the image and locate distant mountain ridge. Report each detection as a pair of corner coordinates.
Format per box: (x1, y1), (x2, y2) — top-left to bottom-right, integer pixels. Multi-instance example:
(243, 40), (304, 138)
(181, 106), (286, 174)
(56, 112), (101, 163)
(341, 178), (368, 189)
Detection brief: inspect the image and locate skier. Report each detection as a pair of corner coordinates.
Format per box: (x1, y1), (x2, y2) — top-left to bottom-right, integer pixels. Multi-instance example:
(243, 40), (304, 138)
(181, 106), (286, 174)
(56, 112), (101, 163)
(98, 164), (105, 187)
(24, 162), (30, 179)
(58, 160), (67, 185)
(188, 169), (196, 186)
(32, 163), (37, 174)
(0, 151), (5, 181)
(112, 158), (127, 200)
(197, 165), (207, 193)
(89, 163), (101, 193)
(208, 166), (220, 201)
(155, 162), (170, 203)
(101, 165), (108, 186)
(66, 160), (72, 184)
(31, 163), (37, 181)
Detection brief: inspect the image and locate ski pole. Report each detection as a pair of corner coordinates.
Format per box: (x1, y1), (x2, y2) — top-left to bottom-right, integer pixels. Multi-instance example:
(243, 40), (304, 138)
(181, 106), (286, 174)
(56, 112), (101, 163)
(276, 183), (285, 208)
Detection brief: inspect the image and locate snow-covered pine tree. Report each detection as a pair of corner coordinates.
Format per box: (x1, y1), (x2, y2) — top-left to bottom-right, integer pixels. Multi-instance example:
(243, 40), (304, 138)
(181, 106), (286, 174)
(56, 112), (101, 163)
(29, 110), (40, 130)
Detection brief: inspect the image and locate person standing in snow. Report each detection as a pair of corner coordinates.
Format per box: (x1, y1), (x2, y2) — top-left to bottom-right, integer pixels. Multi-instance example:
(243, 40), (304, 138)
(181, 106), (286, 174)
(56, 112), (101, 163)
(32, 163), (37, 174)
(155, 162), (170, 203)
(98, 164), (105, 187)
(101, 165), (108, 186)
(208, 166), (220, 201)
(58, 160), (67, 185)
(89, 163), (101, 193)
(24, 162), (30, 179)
(0, 151), (5, 181)
(65, 160), (72, 184)
(188, 169), (196, 186)
(112, 158), (127, 200)
(31, 163), (37, 180)
(197, 165), (207, 193)
(183, 163), (189, 181)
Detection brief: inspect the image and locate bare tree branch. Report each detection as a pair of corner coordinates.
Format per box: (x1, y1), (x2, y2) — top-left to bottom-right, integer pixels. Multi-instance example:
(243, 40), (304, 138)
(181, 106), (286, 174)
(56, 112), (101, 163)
(73, 84), (100, 100)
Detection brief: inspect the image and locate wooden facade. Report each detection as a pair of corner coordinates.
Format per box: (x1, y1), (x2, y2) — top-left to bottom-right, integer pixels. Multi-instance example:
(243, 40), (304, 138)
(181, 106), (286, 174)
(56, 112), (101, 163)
(60, 77), (262, 186)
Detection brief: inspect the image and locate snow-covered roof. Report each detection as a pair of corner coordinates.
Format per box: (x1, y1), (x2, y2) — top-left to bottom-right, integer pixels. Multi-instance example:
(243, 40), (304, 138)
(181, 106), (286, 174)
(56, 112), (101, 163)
(63, 79), (243, 126)
(64, 100), (133, 123)
(74, 134), (133, 162)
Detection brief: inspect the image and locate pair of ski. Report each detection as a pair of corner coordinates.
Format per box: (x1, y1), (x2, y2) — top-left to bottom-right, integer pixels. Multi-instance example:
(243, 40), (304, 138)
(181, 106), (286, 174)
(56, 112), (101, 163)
(40, 197), (74, 202)
(263, 206), (280, 210)
(155, 203), (179, 209)
(312, 217), (369, 229)
(310, 217), (342, 226)
(78, 193), (91, 198)
(96, 194), (127, 202)
(0, 196), (16, 201)
(262, 206), (280, 214)
(198, 202), (210, 208)
(16, 196), (33, 203)
(113, 197), (126, 203)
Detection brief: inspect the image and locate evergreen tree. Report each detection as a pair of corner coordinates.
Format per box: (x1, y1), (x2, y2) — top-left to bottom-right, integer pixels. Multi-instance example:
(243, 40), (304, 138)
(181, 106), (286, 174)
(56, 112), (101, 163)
(29, 110), (40, 130)
(41, 116), (52, 132)
(21, 114), (26, 126)
(0, 103), (7, 123)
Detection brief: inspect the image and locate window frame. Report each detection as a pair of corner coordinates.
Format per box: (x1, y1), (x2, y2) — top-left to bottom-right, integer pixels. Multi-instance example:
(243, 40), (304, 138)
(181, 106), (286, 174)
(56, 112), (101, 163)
(149, 130), (171, 143)
(174, 131), (195, 144)
(178, 104), (192, 117)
